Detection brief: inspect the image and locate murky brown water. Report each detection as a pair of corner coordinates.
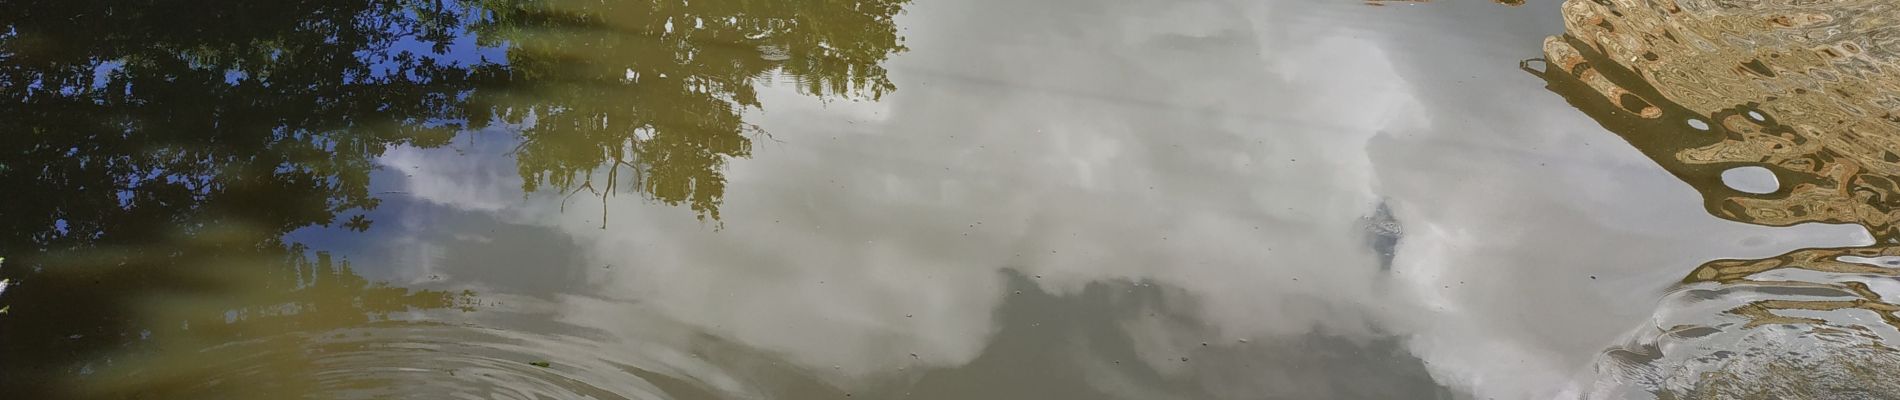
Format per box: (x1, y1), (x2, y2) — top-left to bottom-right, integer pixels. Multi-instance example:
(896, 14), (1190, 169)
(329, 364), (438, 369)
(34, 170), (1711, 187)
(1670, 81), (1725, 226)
(6, 0), (1900, 398)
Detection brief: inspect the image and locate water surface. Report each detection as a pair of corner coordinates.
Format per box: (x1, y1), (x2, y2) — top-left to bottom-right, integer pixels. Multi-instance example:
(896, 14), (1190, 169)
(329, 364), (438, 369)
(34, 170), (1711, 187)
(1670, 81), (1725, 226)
(4, 0), (1899, 399)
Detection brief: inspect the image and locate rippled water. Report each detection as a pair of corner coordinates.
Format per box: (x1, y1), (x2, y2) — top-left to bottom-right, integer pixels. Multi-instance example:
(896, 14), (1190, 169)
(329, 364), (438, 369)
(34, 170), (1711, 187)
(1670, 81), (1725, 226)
(1534, 0), (1900, 398)
(7, 0), (1900, 398)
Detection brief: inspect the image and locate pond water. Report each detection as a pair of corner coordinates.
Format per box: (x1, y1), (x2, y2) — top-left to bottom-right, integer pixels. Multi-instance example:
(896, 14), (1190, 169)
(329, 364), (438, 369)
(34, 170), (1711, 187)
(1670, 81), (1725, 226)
(6, 0), (1900, 399)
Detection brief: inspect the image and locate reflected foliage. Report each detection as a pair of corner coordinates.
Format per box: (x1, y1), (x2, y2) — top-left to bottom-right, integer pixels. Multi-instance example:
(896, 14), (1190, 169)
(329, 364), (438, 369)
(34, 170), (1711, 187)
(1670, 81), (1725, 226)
(0, 0), (907, 395)
(462, 0), (906, 221)
(0, 0), (481, 394)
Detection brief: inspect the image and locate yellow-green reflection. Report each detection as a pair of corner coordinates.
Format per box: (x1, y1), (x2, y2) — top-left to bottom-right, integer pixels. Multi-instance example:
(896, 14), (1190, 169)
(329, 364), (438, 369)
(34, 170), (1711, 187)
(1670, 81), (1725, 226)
(462, 0), (908, 222)
(1532, 0), (1900, 397)
(0, 0), (907, 396)
(78, 249), (477, 399)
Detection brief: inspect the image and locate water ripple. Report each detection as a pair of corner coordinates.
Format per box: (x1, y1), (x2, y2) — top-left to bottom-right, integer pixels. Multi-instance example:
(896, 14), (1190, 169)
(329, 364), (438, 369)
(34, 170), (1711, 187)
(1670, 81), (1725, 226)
(87, 320), (766, 399)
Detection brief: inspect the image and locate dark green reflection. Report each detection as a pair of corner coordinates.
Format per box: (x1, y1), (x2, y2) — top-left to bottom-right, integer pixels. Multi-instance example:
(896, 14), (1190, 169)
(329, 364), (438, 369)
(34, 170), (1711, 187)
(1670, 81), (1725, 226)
(0, 0), (907, 395)
(0, 1), (480, 394)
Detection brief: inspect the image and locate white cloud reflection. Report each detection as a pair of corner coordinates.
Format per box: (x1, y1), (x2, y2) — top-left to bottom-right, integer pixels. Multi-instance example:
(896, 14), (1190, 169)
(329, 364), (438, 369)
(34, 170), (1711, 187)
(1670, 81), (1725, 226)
(378, 0), (1873, 398)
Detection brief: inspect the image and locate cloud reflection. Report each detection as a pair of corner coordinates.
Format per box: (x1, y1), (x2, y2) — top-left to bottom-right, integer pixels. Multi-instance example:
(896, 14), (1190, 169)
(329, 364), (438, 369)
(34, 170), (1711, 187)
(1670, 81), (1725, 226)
(382, 0), (1881, 398)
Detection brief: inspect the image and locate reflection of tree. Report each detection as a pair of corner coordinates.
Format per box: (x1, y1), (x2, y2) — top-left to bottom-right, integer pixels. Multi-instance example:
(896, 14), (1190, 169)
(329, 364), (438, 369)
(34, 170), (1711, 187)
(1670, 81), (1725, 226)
(1, 0), (480, 246)
(0, 0), (483, 395)
(463, 0), (908, 222)
(0, 0), (909, 395)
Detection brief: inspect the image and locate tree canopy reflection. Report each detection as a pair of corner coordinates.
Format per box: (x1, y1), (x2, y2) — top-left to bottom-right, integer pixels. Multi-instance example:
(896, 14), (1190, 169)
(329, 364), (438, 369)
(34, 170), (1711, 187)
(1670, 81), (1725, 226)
(464, 0), (906, 221)
(0, 0), (908, 395)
